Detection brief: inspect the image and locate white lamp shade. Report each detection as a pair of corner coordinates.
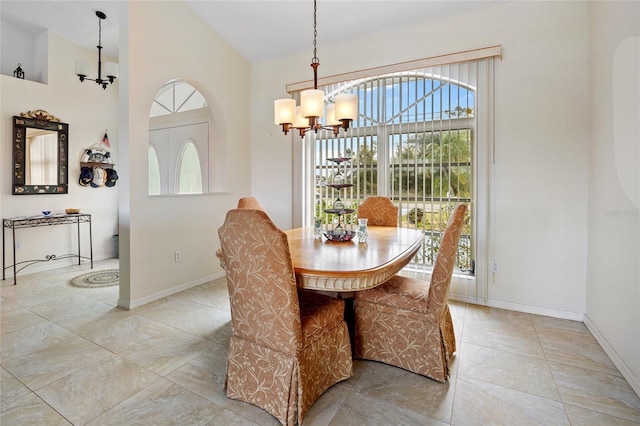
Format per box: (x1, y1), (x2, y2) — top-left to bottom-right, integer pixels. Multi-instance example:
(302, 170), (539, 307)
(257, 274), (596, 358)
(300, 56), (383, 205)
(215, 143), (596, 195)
(335, 93), (358, 121)
(105, 62), (118, 78)
(300, 89), (324, 118)
(292, 106), (308, 129)
(274, 98), (296, 125)
(325, 104), (340, 126)
(75, 60), (89, 76)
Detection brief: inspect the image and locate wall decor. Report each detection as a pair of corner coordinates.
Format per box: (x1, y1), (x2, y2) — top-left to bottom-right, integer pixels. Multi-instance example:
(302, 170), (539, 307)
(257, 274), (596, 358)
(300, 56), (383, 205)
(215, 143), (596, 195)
(12, 111), (68, 195)
(79, 131), (118, 188)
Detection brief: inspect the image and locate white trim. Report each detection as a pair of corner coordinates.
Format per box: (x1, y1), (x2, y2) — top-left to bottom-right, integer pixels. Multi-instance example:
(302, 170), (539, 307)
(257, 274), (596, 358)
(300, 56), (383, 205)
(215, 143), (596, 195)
(287, 46), (502, 92)
(119, 271), (225, 310)
(584, 314), (640, 398)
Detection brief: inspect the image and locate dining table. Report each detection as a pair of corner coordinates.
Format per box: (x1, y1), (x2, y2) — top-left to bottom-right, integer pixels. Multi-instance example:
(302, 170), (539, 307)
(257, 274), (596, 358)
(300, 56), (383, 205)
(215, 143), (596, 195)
(284, 225), (425, 293)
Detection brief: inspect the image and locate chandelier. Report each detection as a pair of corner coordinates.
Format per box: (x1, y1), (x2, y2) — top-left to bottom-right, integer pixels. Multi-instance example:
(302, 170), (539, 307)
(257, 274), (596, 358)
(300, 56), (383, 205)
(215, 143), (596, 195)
(274, 0), (358, 137)
(75, 11), (118, 90)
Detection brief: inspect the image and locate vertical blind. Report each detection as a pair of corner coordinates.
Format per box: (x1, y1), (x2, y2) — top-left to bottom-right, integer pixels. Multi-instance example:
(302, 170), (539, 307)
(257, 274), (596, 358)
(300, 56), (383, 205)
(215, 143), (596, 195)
(292, 47), (499, 302)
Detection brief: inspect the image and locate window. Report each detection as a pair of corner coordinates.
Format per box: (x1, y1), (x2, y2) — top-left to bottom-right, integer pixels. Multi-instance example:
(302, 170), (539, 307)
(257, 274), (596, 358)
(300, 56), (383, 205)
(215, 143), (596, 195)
(148, 80), (210, 195)
(177, 141), (202, 194)
(297, 48), (499, 302)
(148, 146), (161, 195)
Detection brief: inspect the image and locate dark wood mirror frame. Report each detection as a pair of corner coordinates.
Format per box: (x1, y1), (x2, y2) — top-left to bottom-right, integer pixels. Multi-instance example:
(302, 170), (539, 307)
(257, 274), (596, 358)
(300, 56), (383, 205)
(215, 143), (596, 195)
(12, 111), (68, 195)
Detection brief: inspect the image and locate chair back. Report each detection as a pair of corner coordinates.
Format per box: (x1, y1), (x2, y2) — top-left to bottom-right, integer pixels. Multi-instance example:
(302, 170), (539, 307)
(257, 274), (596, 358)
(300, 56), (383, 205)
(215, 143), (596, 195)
(218, 209), (302, 355)
(428, 204), (467, 317)
(357, 196), (398, 227)
(237, 196), (265, 211)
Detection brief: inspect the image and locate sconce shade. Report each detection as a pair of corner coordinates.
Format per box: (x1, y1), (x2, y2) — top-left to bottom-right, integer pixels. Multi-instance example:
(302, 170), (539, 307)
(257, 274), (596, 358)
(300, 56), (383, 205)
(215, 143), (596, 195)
(274, 98), (296, 125)
(335, 93), (358, 121)
(105, 62), (118, 79)
(75, 60), (89, 77)
(293, 106), (308, 129)
(325, 104), (340, 126)
(300, 89), (324, 118)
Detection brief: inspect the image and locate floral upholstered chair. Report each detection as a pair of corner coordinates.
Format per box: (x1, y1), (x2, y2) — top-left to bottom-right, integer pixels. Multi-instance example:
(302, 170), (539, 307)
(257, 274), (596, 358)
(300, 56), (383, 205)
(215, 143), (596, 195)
(218, 209), (353, 425)
(357, 196), (398, 227)
(237, 196), (265, 210)
(353, 204), (467, 382)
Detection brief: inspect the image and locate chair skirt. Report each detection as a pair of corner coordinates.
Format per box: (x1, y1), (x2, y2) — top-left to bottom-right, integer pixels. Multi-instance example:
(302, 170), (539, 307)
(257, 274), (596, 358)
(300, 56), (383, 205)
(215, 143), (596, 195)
(226, 320), (352, 425)
(353, 300), (456, 383)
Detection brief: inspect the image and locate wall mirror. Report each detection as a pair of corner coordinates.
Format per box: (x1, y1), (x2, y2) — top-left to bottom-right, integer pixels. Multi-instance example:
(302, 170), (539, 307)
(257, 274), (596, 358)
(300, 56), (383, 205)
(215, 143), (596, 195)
(148, 80), (211, 196)
(12, 110), (68, 194)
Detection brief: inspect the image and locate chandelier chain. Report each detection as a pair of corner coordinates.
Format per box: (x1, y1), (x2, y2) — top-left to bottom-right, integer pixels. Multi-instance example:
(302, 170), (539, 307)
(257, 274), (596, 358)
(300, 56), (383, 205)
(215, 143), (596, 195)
(312, 0), (319, 65)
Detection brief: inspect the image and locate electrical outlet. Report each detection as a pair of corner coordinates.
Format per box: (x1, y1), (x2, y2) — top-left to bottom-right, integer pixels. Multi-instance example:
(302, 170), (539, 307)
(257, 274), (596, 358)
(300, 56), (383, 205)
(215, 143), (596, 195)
(175, 251), (181, 262)
(492, 260), (500, 273)
(16, 241), (21, 250)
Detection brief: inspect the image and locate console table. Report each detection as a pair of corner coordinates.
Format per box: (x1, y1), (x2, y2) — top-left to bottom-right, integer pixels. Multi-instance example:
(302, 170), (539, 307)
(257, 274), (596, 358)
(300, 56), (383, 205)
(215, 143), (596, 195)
(2, 213), (93, 285)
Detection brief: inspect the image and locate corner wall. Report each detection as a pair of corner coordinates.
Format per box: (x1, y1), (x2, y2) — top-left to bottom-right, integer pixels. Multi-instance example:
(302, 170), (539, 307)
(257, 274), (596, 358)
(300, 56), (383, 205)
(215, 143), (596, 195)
(120, 1), (251, 307)
(586, 1), (640, 395)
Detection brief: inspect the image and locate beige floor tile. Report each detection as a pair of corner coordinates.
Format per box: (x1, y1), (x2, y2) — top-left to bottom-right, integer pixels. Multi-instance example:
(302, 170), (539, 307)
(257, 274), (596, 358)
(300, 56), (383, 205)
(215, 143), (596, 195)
(2, 261), (638, 425)
(354, 361), (455, 424)
(77, 314), (172, 353)
(0, 392), (71, 425)
(85, 378), (224, 425)
(331, 389), (447, 425)
(462, 322), (545, 358)
(458, 342), (560, 400)
(0, 278), (75, 307)
(302, 382), (351, 426)
(540, 331), (621, 376)
(37, 353), (161, 425)
(1, 322), (112, 390)
(172, 277), (231, 310)
(165, 343), (231, 408)
(118, 327), (210, 376)
(550, 362), (640, 422)
(452, 376), (569, 425)
(464, 304), (536, 332)
(1, 367), (30, 406)
(208, 408), (261, 425)
(0, 306), (47, 335)
(27, 293), (115, 325)
(135, 297), (232, 344)
(564, 403), (640, 425)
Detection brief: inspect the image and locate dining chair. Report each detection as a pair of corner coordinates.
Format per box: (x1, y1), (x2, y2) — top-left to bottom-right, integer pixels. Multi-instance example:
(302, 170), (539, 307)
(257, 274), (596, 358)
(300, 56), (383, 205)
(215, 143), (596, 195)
(353, 204), (467, 382)
(237, 196), (265, 210)
(357, 196), (399, 227)
(218, 209), (353, 425)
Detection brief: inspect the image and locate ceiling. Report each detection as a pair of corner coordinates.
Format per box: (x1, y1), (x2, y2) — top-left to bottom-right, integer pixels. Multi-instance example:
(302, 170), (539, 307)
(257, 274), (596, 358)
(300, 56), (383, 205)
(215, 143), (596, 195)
(1, 1), (504, 63)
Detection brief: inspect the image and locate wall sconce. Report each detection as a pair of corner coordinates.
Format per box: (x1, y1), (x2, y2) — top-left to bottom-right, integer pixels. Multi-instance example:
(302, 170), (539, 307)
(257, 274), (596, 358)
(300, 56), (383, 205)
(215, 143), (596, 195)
(13, 63), (24, 79)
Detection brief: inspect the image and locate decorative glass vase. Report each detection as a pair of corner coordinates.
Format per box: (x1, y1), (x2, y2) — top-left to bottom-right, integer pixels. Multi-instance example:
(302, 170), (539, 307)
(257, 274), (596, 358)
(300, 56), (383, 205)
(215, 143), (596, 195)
(357, 218), (368, 243)
(314, 217), (323, 240)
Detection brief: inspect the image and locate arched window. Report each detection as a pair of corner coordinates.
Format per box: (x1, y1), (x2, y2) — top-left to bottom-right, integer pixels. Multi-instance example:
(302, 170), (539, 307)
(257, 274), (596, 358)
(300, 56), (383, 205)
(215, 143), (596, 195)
(148, 145), (161, 195)
(149, 80), (210, 195)
(177, 140), (203, 194)
(302, 57), (496, 303)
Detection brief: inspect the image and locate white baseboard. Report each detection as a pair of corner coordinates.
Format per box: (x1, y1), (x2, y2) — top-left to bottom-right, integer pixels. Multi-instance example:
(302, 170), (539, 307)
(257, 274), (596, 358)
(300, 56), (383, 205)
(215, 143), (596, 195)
(449, 294), (585, 322)
(584, 314), (640, 398)
(118, 271), (226, 310)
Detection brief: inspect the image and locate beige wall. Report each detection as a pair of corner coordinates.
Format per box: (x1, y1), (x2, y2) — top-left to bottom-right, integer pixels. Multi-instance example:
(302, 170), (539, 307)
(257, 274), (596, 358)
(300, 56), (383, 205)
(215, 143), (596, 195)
(0, 33), (119, 269)
(586, 1), (640, 395)
(252, 1), (589, 315)
(119, 1), (251, 307)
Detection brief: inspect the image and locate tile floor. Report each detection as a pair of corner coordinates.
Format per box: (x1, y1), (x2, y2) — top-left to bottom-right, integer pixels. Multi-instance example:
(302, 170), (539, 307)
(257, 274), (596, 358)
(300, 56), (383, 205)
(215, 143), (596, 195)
(1, 259), (640, 425)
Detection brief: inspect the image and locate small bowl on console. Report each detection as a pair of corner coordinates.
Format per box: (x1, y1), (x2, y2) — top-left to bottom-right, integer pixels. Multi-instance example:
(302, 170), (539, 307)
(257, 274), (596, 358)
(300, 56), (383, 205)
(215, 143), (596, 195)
(65, 208), (81, 214)
(42, 211), (52, 217)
